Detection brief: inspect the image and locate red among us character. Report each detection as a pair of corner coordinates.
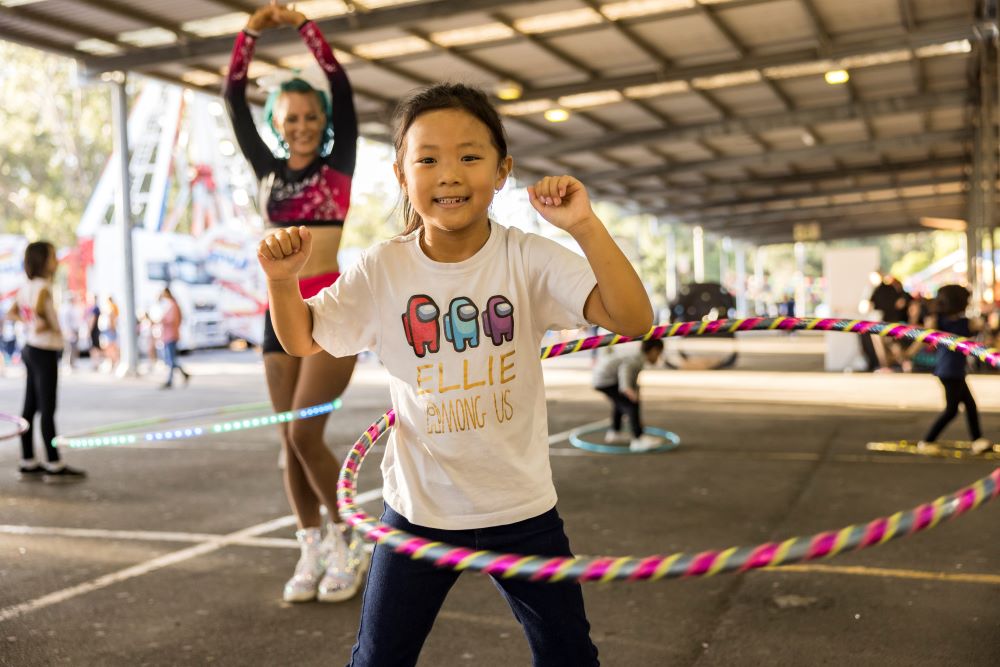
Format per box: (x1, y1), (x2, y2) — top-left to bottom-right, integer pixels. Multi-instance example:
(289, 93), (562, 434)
(402, 295), (441, 357)
(482, 295), (514, 346)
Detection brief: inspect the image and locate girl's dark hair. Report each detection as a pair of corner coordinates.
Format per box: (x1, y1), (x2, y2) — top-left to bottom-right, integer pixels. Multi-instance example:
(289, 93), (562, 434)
(936, 284), (970, 317)
(641, 339), (664, 354)
(392, 83), (509, 236)
(23, 241), (55, 280)
(264, 78), (334, 157)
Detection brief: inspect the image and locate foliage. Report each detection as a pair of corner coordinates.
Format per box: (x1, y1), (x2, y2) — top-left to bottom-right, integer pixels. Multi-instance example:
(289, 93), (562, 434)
(0, 42), (113, 247)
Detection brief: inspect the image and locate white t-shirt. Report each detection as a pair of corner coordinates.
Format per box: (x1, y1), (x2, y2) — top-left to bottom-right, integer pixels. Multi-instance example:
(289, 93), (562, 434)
(307, 223), (596, 529)
(16, 277), (63, 351)
(592, 346), (644, 390)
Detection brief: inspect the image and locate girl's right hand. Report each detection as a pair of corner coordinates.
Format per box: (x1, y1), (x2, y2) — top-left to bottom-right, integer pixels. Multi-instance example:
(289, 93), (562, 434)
(257, 226), (312, 281)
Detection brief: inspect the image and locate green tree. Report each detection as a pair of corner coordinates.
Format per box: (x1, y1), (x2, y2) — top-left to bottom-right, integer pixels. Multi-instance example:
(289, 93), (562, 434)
(0, 42), (113, 247)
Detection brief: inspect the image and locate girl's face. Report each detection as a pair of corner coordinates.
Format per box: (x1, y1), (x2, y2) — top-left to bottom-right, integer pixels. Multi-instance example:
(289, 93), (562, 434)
(273, 91), (326, 160)
(394, 108), (512, 238)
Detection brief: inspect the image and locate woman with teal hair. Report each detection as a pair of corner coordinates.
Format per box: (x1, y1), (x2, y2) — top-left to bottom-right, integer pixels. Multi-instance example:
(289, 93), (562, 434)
(223, 2), (366, 604)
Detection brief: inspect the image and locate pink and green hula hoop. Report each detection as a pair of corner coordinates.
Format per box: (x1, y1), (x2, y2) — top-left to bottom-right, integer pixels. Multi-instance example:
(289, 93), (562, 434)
(337, 317), (999, 583)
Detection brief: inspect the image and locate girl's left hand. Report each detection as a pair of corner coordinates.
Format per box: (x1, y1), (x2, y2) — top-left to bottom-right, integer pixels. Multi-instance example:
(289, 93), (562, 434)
(528, 175), (597, 235)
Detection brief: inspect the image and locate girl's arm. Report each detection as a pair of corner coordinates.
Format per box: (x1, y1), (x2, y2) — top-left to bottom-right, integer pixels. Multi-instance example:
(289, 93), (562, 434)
(528, 176), (653, 337)
(222, 6), (280, 180)
(258, 226), (321, 356)
(277, 7), (358, 175)
(34, 288), (55, 333)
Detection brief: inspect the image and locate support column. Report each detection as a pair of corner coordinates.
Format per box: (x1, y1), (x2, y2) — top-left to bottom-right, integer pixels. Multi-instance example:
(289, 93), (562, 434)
(794, 241), (807, 317)
(662, 219), (678, 304)
(720, 235), (732, 290)
(734, 240), (748, 316)
(693, 225), (705, 283)
(755, 245), (766, 315)
(111, 75), (139, 377)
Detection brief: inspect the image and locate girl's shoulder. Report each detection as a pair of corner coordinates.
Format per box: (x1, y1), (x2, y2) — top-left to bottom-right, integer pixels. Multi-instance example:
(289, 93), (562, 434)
(350, 231), (420, 270)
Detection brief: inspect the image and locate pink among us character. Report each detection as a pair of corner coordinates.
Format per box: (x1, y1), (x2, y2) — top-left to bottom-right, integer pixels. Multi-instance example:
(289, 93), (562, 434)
(482, 295), (514, 345)
(402, 294), (440, 357)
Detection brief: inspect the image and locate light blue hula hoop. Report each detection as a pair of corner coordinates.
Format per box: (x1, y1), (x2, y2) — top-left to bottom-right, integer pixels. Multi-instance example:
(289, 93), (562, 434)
(568, 425), (680, 455)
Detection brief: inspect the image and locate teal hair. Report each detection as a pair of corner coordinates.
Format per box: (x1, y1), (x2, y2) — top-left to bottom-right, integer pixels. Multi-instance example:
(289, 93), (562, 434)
(263, 77), (335, 157)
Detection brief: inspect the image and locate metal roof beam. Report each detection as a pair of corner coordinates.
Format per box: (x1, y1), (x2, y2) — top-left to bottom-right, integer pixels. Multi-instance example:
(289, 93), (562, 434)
(516, 91), (967, 158)
(0, 26), (82, 60)
(487, 22), (976, 104)
(693, 193), (965, 229)
(739, 217), (928, 243)
(82, 0), (528, 72)
(615, 157), (968, 199)
(577, 129), (970, 184)
(663, 177), (964, 217)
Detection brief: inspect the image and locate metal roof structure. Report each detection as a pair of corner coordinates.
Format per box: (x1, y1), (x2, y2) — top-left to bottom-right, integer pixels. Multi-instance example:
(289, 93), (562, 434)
(1, 0), (997, 248)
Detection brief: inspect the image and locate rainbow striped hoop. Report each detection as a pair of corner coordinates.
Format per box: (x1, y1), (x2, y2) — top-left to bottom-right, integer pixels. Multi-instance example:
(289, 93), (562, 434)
(337, 317), (999, 584)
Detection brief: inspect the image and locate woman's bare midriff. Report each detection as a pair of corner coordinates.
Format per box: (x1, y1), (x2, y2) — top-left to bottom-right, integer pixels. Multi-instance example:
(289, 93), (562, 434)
(265, 225), (343, 278)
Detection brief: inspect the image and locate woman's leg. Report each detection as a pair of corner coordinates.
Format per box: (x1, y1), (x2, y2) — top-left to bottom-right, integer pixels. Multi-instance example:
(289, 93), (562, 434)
(958, 380), (983, 441)
(263, 352), (322, 529)
(162, 341), (176, 387)
(20, 346), (39, 461)
(595, 385), (623, 432)
(924, 377), (962, 442)
(34, 349), (61, 463)
(287, 350), (356, 522)
(621, 392), (642, 438)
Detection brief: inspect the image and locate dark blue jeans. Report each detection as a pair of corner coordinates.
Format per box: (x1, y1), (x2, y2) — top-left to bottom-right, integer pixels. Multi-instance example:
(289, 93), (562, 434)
(348, 505), (599, 667)
(162, 340), (187, 386)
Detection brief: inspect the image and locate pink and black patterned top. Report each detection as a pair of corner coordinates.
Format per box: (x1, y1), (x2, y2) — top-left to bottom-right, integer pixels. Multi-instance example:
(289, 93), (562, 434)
(223, 21), (357, 228)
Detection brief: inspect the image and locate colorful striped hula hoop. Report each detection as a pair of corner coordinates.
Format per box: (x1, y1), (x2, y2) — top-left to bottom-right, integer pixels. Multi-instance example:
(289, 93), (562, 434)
(337, 317), (1000, 583)
(0, 412), (30, 442)
(53, 399), (343, 449)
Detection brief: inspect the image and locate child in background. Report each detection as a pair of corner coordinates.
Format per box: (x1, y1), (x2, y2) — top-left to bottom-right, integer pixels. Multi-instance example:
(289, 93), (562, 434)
(593, 338), (664, 452)
(259, 83), (652, 666)
(918, 284), (992, 455)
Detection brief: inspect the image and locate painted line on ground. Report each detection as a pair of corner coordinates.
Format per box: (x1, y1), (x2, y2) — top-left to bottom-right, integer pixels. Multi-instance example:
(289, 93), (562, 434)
(769, 563), (1000, 585)
(547, 419), (609, 456)
(0, 525), (301, 550)
(0, 488), (383, 623)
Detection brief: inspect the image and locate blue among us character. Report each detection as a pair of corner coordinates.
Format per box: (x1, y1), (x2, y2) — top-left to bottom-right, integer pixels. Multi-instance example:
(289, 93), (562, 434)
(402, 295), (440, 358)
(443, 297), (480, 353)
(482, 295), (514, 346)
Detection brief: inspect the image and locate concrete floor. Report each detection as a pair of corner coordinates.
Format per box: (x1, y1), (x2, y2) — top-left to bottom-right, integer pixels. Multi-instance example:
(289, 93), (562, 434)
(1, 338), (998, 666)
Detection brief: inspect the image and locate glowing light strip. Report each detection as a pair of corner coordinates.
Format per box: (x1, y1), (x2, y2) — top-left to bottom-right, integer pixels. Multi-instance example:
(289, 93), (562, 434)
(57, 400), (343, 449)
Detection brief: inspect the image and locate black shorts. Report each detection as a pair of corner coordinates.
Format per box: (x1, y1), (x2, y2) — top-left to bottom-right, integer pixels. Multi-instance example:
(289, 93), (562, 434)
(262, 309), (285, 355)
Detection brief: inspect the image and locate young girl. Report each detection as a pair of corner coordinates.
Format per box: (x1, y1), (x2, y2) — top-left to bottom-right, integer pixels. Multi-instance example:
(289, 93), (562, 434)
(593, 338), (664, 452)
(224, 2), (364, 602)
(8, 242), (86, 483)
(918, 284), (992, 455)
(259, 83), (652, 666)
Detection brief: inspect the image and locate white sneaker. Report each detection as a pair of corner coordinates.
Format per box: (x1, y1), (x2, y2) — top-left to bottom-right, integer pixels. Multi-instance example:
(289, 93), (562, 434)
(317, 525), (370, 603)
(283, 528), (324, 602)
(629, 434), (662, 453)
(604, 429), (626, 443)
(971, 438), (993, 455)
